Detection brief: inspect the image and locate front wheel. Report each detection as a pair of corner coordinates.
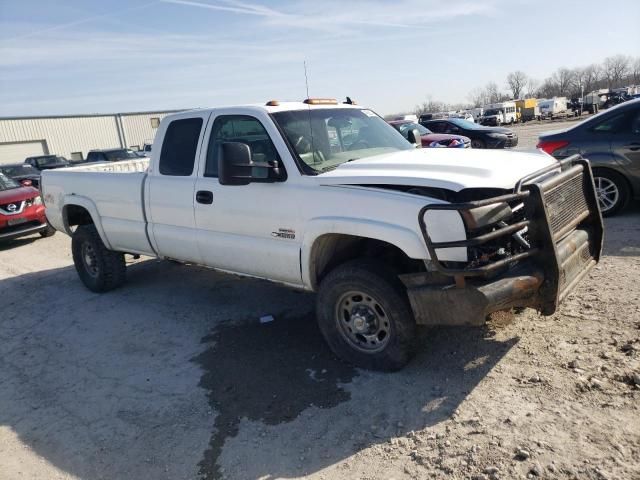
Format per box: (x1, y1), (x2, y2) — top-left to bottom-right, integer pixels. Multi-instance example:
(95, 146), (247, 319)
(39, 223), (56, 238)
(593, 170), (629, 217)
(316, 259), (416, 371)
(72, 224), (126, 292)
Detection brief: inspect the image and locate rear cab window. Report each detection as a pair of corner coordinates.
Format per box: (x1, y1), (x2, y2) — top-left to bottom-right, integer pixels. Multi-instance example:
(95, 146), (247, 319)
(159, 117), (204, 176)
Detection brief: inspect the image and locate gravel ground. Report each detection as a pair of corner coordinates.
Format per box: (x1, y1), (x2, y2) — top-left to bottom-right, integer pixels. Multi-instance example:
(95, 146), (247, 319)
(0, 205), (638, 480)
(510, 116), (585, 151)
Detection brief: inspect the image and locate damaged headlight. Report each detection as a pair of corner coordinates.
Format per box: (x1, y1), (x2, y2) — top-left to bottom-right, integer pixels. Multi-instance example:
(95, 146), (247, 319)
(460, 202), (512, 231)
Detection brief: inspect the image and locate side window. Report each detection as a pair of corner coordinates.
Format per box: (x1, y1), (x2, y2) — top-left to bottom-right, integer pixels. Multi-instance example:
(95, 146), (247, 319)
(159, 117), (203, 176)
(205, 115), (280, 178)
(428, 122), (443, 133)
(591, 110), (640, 134)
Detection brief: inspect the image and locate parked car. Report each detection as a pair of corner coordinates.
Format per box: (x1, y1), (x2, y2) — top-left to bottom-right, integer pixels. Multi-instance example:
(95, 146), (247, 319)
(140, 142), (153, 157)
(420, 118), (518, 149)
(0, 172), (54, 241)
(42, 98), (602, 371)
(388, 120), (471, 148)
(0, 163), (41, 187)
(24, 155), (71, 171)
(537, 98), (640, 216)
(85, 148), (141, 163)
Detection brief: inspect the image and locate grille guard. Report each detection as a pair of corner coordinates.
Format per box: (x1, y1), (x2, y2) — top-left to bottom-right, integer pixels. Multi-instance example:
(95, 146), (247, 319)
(417, 154), (604, 315)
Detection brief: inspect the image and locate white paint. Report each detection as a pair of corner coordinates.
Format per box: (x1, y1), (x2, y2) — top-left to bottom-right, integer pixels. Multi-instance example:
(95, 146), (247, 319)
(42, 102), (558, 291)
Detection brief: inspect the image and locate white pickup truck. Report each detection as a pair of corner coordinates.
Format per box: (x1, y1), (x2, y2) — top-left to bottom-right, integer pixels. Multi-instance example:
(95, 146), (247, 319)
(42, 98), (604, 370)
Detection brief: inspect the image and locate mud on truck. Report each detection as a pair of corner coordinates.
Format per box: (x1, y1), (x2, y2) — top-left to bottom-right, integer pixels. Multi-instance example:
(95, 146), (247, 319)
(42, 98), (604, 371)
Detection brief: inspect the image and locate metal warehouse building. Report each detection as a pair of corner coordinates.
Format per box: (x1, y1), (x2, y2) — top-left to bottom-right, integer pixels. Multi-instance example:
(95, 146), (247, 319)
(0, 110), (182, 164)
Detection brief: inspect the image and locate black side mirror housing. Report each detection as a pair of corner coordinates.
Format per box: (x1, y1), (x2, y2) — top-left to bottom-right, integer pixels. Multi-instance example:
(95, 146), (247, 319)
(407, 128), (422, 148)
(218, 142), (281, 186)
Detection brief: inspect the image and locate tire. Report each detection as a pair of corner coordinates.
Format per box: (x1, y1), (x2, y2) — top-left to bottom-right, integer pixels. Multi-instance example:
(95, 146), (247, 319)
(316, 259), (417, 371)
(592, 169), (630, 217)
(72, 224), (126, 292)
(470, 138), (486, 149)
(39, 224), (56, 238)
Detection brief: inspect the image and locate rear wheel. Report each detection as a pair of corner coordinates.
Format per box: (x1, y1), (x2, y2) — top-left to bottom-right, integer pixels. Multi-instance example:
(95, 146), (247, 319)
(316, 259), (417, 371)
(471, 138), (486, 149)
(592, 169), (629, 217)
(72, 224), (126, 292)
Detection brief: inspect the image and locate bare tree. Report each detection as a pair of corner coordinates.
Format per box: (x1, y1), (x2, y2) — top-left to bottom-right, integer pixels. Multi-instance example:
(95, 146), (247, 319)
(467, 87), (487, 108)
(525, 78), (539, 98)
(552, 68), (575, 96)
(506, 71), (528, 99)
(414, 97), (448, 115)
(580, 64), (602, 93)
(485, 82), (501, 104)
(631, 57), (640, 84)
(602, 55), (630, 88)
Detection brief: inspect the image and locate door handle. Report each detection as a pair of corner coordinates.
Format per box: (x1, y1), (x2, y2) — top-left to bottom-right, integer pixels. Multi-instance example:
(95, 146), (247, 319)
(196, 190), (213, 204)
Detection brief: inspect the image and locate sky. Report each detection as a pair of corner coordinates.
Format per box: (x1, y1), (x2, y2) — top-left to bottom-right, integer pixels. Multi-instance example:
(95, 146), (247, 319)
(0, 0), (638, 117)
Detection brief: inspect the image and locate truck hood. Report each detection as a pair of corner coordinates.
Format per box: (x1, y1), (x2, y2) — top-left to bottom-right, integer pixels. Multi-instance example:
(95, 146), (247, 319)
(317, 148), (556, 191)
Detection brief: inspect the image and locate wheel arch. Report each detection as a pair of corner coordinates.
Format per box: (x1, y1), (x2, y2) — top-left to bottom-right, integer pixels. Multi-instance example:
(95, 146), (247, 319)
(62, 196), (113, 250)
(302, 219), (428, 291)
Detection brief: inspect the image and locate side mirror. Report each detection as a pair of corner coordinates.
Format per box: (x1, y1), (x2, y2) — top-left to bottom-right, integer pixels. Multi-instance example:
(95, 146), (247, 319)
(407, 128), (422, 148)
(218, 142), (281, 186)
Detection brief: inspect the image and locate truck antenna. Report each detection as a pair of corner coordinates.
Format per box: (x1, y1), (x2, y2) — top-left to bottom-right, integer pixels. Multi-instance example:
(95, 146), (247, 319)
(304, 61), (317, 163)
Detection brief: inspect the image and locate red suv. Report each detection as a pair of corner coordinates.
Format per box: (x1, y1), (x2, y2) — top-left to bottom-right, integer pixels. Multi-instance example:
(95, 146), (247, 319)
(0, 172), (54, 241)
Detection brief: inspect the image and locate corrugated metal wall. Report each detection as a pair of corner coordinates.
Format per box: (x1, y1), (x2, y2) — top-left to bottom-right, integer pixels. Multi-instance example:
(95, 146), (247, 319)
(0, 111), (179, 160)
(120, 112), (174, 150)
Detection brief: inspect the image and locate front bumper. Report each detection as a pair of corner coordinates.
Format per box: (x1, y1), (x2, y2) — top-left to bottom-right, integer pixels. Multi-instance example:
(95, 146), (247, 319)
(403, 156), (603, 326)
(0, 206), (47, 241)
(487, 136), (518, 149)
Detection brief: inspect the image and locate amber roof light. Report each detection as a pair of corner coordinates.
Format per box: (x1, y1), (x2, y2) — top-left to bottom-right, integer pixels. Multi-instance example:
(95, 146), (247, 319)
(303, 98), (338, 105)
(265, 100), (280, 106)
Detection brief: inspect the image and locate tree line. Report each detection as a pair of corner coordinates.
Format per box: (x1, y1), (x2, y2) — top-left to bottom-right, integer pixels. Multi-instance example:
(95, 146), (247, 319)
(409, 54), (640, 115)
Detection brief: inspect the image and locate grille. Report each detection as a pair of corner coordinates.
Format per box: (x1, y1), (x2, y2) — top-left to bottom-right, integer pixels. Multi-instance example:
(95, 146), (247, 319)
(558, 240), (593, 292)
(543, 172), (589, 239)
(0, 200), (25, 215)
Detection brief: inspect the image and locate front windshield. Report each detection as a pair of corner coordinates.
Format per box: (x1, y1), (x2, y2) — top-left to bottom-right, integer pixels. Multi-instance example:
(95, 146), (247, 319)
(0, 165), (38, 176)
(105, 149), (138, 161)
(272, 108), (412, 173)
(484, 109), (500, 116)
(0, 172), (20, 191)
(397, 122), (431, 136)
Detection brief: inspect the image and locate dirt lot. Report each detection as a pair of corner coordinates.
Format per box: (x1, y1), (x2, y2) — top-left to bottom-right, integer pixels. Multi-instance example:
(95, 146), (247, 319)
(510, 116), (584, 151)
(1, 204), (639, 480)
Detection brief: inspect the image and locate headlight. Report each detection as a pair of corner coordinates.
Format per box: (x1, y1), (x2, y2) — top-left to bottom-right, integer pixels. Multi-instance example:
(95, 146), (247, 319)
(487, 133), (506, 139)
(460, 202), (512, 231)
(33, 196), (43, 205)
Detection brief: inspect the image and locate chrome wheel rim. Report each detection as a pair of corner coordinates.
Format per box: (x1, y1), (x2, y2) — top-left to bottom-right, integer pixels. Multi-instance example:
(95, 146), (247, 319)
(594, 176), (619, 213)
(81, 243), (99, 278)
(335, 290), (390, 353)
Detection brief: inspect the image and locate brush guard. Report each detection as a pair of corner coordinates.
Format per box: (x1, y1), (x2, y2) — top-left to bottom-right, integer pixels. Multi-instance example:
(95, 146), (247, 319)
(403, 155), (604, 326)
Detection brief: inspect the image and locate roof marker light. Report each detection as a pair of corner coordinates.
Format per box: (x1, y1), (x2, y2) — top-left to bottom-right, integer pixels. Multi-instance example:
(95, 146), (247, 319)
(303, 98), (338, 105)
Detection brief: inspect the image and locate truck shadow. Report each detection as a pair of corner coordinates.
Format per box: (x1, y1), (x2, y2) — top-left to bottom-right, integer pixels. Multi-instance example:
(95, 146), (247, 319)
(194, 316), (515, 480)
(0, 258), (516, 480)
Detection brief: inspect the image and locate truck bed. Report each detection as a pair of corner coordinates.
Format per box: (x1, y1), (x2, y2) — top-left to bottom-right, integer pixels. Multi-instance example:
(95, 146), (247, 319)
(42, 159), (154, 255)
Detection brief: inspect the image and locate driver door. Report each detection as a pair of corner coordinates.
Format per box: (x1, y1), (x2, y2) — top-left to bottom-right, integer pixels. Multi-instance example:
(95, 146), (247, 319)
(193, 113), (303, 285)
